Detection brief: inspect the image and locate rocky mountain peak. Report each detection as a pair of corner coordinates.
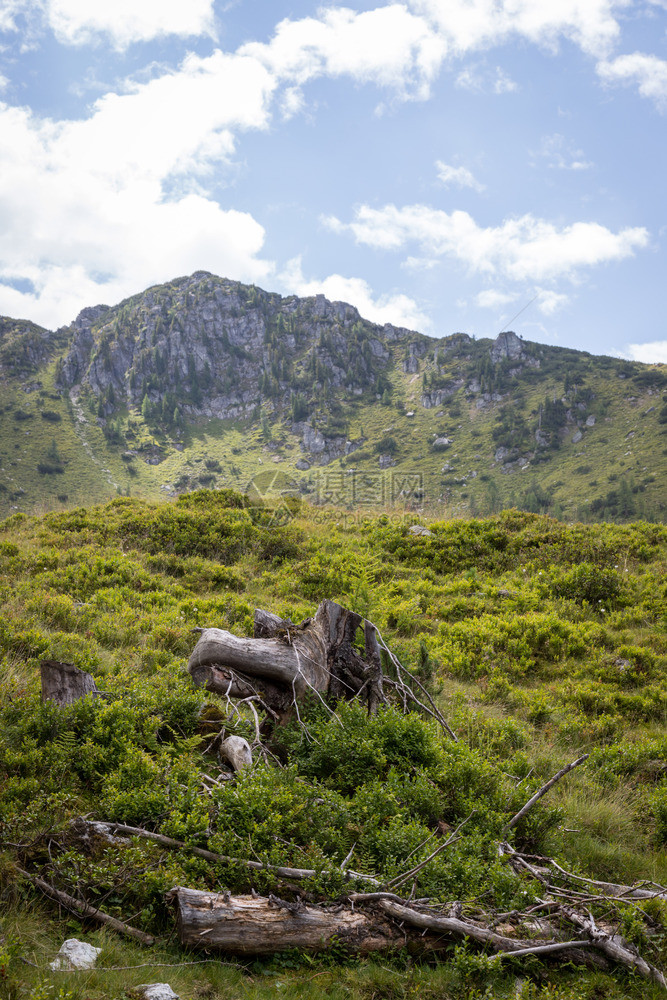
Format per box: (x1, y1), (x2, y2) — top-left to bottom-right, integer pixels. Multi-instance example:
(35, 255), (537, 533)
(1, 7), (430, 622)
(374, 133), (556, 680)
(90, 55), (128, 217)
(490, 330), (524, 363)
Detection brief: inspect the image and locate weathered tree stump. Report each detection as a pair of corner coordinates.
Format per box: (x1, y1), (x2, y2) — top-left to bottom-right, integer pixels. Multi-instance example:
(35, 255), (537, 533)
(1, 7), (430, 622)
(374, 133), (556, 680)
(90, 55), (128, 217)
(40, 660), (98, 706)
(187, 600), (385, 720)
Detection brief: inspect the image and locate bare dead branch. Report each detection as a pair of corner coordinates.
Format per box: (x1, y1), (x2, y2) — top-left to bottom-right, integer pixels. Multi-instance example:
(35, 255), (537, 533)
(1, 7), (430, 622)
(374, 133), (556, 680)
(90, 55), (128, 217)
(501, 755), (589, 838)
(16, 866), (154, 946)
(81, 821), (380, 886)
(386, 811), (475, 890)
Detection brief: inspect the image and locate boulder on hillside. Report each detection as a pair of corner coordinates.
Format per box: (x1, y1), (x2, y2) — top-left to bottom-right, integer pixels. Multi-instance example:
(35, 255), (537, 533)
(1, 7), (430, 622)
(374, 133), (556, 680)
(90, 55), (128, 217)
(49, 939), (101, 970)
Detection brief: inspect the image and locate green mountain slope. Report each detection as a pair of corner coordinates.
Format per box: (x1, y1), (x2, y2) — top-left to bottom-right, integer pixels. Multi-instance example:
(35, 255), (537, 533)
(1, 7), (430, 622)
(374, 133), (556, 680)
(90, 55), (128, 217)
(1, 271), (666, 521)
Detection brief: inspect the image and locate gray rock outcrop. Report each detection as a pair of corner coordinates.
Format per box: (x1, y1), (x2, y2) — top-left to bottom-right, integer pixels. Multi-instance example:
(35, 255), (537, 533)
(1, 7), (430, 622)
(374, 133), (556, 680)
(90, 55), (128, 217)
(491, 331), (524, 363)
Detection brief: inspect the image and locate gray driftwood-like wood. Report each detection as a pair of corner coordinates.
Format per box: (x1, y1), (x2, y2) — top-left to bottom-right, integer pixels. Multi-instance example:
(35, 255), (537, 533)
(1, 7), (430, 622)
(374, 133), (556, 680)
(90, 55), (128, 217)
(187, 600), (386, 717)
(168, 889), (614, 970)
(170, 888), (418, 955)
(40, 659), (98, 705)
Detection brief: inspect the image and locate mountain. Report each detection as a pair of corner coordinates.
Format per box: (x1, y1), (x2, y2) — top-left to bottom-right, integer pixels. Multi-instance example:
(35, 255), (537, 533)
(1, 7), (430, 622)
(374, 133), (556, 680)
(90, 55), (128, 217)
(1, 270), (666, 521)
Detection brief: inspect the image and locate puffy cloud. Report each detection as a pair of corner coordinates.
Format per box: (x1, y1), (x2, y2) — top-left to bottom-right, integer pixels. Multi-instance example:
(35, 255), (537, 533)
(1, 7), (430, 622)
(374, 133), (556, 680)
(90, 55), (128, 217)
(0, 0), (216, 48)
(0, 51), (276, 326)
(597, 52), (667, 109)
(408, 0), (625, 58)
(476, 289), (519, 308)
(436, 160), (485, 191)
(616, 341), (667, 364)
(280, 256), (431, 330)
(240, 5), (446, 100)
(536, 289), (570, 314)
(327, 203), (649, 281)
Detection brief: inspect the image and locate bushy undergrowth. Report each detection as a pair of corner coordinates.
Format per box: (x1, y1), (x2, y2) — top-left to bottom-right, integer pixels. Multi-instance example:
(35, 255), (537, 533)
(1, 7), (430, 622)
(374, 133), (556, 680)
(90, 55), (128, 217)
(1, 493), (666, 998)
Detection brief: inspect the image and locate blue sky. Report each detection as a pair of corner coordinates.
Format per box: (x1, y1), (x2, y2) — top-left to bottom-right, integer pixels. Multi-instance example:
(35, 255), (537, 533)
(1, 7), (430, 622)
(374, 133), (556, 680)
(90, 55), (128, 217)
(0, 0), (665, 361)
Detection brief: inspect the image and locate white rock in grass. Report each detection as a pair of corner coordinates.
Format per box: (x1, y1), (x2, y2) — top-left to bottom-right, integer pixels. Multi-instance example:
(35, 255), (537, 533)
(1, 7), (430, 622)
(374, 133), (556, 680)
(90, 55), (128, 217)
(220, 734), (253, 771)
(49, 939), (101, 970)
(134, 985), (180, 1000)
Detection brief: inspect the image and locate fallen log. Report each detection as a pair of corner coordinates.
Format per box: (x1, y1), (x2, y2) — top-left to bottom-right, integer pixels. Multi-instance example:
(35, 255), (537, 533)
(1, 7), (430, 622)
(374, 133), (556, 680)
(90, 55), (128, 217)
(169, 888), (406, 955)
(167, 889), (611, 970)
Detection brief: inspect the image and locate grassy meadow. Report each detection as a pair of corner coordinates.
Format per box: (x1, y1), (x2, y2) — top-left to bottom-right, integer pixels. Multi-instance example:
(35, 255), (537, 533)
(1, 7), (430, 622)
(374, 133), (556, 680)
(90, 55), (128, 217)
(1, 491), (667, 999)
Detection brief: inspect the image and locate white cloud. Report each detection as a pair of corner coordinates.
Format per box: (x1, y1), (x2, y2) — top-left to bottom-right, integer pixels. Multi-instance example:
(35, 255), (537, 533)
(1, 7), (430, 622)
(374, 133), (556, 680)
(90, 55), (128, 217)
(408, 0), (625, 58)
(2, 0), (217, 49)
(0, 48), (277, 326)
(327, 203), (649, 282)
(617, 341), (667, 364)
(533, 132), (593, 170)
(241, 5), (446, 101)
(0, 0), (25, 33)
(493, 67), (518, 93)
(476, 287), (568, 315)
(281, 256), (431, 331)
(536, 289), (570, 314)
(597, 52), (667, 109)
(455, 63), (518, 94)
(436, 160), (485, 191)
(476, 289), (519, 309)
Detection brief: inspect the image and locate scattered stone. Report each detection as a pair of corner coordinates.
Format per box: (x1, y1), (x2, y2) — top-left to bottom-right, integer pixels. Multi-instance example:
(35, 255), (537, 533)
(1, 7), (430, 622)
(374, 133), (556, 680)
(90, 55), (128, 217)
(40, 660), (98, 706)
(433, 437), (451, 451)
(408, 525), (432, 537)
(295, 459), (310, 471)
(219, 735), (252, 772)
(585, 415), (596, 427)
(378, 454), (396, 469)
(49, 939), (101, 971)
(571, 430), (582, 444)
(406, 411), (415, 417)
(133, 985), (180, 1000)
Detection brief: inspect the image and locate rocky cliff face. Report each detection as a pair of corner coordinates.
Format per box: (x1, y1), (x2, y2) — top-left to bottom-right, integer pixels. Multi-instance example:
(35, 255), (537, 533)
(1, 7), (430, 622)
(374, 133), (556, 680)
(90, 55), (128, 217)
(56, 272), (414, 421)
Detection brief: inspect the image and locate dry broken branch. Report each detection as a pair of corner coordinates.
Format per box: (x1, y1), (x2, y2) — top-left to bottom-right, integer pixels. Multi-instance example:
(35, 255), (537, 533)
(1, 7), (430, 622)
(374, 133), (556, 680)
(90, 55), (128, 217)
(501, 754), (589, 838)
(16, 866), (154, 946)
(79, 820), (380, 886)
